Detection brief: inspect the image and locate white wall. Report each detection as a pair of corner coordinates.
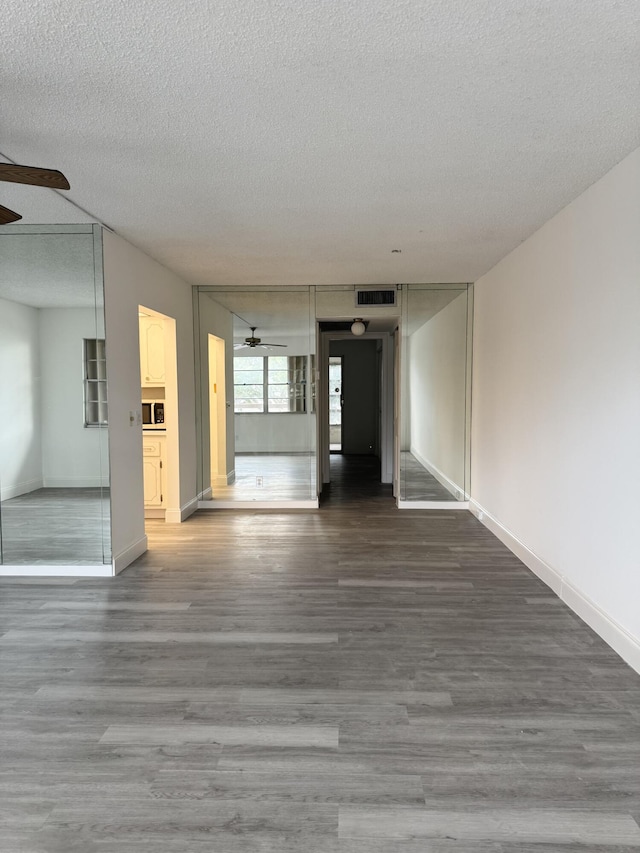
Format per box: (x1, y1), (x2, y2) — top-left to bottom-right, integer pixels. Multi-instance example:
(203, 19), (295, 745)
(102, 230), (198, 571)
(408, 292), (467, 495)
(39, 308), (108, 487)
(235, 413), (313, 453)
(0, 298), (43, 499)
(472, 145), (640, 669)
(233, 334), (315, 454)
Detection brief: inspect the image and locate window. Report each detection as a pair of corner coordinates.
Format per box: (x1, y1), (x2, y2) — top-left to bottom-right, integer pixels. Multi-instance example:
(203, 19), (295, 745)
(84, 338), (108, 426)
(234, 355), (307, 413)
(233, 356), (265, 413)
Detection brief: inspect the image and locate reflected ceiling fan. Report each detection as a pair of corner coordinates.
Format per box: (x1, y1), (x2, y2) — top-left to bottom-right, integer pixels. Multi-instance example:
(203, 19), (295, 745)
(0, 163), (71, 224)
(234, 327), (287, 350)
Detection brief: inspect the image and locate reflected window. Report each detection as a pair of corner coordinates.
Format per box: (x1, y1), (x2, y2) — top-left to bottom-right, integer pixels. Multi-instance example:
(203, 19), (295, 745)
(84, 338), (108, 426)
(234, 355), (307, 413)
(329, 356), (342, 451)
(233, 355), (264, 412)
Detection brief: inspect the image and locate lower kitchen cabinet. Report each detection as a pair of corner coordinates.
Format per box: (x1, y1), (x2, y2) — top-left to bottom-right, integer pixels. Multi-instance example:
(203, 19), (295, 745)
(142, 434), (166, 516)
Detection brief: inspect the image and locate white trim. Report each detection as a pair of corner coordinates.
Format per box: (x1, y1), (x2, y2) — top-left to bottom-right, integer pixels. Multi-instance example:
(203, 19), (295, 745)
(3, 224), (95, 235)
(469, 499), (640, 675)
(211, 473), (229, 487)
(42, 477), (110, 488)
(198, 486), (213, 501)
(144, 508), (166, 519)
(409, 446), (467, 500)
(112, 535), (148, 575)
(198, 499), (318, 510)
(165, 496), (199, 523)
(180, 495), (199, 520)
(398, 500), (469, 510)
(0, 564), (113, 577)
(0, 478), (43, 500)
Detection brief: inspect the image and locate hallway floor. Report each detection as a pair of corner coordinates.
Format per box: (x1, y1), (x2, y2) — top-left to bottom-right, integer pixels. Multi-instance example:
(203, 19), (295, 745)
(1, 458), (639, 850)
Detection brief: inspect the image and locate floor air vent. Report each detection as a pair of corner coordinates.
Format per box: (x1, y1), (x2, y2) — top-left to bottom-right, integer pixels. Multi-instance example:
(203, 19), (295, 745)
(356, 288), (397, 306)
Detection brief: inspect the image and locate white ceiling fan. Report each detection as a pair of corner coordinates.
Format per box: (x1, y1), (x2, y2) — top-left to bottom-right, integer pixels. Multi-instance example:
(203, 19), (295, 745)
(234, 327), (287, 350)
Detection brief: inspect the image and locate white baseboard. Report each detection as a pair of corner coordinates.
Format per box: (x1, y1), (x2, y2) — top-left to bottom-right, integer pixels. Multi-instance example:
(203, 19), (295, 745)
(181, 496), (199, 520)
(42, 477), (110, 488)
(0, 564), (113, 577)
(165, 496), (199, 523)
(409, 447), (467, 500)
(198, 487), (213, 501)
(210, 473), (228, 487)
(0, 478), (43, 500)
(198, 499), (318, 510)
(144, 508), (166, 519)
(112, 535), (148, 575)
(227, 469), (236, 485)
(398, 500), (469, 510)
(469, 499), (640, 675)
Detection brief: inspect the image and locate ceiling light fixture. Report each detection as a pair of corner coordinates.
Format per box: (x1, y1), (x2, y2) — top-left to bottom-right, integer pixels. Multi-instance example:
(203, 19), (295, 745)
(351, 319), (366, 336)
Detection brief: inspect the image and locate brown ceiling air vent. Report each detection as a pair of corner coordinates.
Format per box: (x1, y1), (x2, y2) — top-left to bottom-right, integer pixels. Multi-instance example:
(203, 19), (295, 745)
(355, 288), (397, 306)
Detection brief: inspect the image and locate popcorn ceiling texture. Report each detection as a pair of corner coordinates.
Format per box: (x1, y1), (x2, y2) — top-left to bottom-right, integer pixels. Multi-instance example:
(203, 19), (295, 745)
(1, 0), (640, 286)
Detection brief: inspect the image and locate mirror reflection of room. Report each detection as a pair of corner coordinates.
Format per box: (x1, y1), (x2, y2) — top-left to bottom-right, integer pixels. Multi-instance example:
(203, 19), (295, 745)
(196, 288), (316, 504)
(0, 226), (111, 566)
(400, 285), (471, 503)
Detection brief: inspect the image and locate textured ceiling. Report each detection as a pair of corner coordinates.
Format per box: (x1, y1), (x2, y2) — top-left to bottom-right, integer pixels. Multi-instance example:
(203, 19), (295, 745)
(0, 232), (98, 308)
(2, 0), (640, 287)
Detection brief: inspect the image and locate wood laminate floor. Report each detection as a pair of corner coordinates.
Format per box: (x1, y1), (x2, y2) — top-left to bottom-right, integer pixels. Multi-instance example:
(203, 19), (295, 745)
(208, 453), (317, 501)
(206, 451), (460, 504)
(400, 451), (460, 501)
(0, 488), (111, 566)
(1, 456), (639, 850)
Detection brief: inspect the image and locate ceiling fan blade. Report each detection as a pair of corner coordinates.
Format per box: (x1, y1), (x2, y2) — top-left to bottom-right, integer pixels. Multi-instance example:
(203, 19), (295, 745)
(234, 343), (250, 349)
(0, 204), (22, 225)
(0, 164), (70, 190)
(261, 343), (287, 348)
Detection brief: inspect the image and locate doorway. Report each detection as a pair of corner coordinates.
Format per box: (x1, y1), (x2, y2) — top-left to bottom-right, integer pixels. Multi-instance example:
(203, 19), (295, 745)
(329, 356), (342, 452)
(330, 339), (379, 455)
(208, 333), (227, 487)
(318, 327), (395, 493)
(138, 306), (180, 523)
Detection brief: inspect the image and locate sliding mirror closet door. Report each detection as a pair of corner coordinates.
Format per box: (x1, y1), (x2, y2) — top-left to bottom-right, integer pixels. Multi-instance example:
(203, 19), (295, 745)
(399, 284), (472, 504)
(195, 287), (316, 504)
(0, 225), (111, 567)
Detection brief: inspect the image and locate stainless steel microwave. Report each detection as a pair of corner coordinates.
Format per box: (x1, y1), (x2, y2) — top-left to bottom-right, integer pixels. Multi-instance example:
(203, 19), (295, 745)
(142, 401), (165, 428)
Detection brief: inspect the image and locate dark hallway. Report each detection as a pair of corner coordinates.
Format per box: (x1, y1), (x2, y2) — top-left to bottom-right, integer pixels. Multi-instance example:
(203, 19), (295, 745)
(321, 454), (393, 511)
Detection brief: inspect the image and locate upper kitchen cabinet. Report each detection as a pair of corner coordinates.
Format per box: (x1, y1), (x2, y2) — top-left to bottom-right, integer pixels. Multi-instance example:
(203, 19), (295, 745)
(139, 315), (165, 386)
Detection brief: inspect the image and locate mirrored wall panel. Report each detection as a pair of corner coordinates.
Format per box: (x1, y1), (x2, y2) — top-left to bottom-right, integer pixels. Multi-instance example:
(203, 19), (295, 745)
(195, 287), (316, 503)
(399, 284), (472, 503)
(0, 225), (111, 565)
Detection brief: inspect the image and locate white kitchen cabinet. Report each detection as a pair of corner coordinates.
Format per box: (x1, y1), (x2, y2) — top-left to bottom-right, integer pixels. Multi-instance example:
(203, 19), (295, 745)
(143, 434), (165, 511)
(140, 316), (165, 386)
